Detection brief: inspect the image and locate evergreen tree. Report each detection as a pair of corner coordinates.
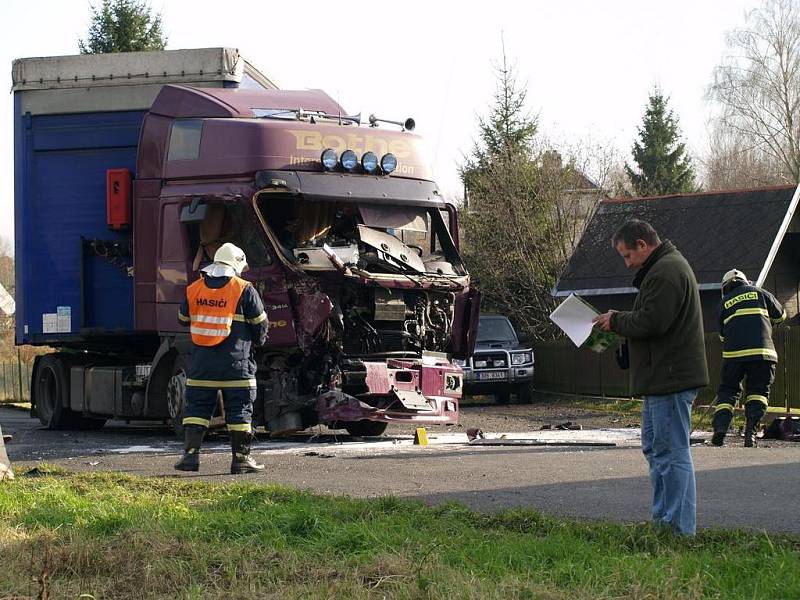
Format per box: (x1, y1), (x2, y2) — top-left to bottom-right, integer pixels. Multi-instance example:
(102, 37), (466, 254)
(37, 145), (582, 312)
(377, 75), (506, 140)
(461, 46), (537, 196)
(459, 44), (606, 340)
(625, 90), (698, 196)
(79, 0), (167, 54)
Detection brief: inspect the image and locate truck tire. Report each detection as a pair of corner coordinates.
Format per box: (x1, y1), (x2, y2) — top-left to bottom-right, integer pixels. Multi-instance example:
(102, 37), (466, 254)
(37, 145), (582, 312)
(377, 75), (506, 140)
(166, 354), (189, 439)
(516, 382), (535, 404)
(343, 420), (388, 437)
(34, 354), (77, 429)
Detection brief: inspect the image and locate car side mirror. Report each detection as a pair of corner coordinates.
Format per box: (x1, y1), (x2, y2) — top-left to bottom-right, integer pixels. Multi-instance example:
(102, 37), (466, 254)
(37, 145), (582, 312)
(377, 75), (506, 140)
(517, 332), (530, 344)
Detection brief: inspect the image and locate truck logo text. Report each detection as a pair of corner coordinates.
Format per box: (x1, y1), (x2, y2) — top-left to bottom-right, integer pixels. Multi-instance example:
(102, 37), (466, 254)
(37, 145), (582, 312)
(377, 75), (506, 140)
(288, 130), (412, 158)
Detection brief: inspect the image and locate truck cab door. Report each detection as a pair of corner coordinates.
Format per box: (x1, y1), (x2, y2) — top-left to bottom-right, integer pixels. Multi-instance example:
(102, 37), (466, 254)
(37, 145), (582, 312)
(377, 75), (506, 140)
(451, 287), (481, 359)
(155, 201), (190, 332)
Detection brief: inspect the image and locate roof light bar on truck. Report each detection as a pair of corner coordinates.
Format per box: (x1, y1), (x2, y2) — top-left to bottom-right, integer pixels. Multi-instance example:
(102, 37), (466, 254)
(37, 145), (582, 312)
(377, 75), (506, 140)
(341, 150), (358, 171)
(361, 151), (378, 173)
(320, 148), (338, 170)
(380, 153), (397, 174)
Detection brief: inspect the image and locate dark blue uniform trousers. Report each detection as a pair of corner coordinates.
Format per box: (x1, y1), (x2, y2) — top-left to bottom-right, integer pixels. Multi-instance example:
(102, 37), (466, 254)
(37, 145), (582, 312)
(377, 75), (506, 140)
(184, 385), (255, 431)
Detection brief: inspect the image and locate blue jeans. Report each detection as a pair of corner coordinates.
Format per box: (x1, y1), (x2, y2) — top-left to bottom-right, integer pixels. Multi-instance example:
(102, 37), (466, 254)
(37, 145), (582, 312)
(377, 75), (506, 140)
(641, 389), (698, 535)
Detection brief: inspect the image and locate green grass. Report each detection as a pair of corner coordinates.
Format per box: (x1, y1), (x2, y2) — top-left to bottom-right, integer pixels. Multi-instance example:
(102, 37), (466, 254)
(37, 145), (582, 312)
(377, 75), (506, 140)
(549, 397), (746, 430)
(552, 397), (642, 416)
(1, 469), (798, 599)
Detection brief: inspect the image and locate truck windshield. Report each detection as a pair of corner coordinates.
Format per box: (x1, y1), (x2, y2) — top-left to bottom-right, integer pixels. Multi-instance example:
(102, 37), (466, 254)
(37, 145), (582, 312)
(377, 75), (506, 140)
(477, 318), (517, 343)
(255, 193), (464, 277)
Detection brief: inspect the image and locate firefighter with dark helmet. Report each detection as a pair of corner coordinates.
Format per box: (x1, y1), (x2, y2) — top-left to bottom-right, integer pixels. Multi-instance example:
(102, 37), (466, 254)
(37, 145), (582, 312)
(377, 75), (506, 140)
(712, 269), (785, 447)
(174, 243), (269, 473)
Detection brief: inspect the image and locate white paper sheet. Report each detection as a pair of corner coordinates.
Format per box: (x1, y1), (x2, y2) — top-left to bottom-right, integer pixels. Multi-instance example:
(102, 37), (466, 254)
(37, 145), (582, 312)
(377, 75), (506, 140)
(549, 294), (599, 347)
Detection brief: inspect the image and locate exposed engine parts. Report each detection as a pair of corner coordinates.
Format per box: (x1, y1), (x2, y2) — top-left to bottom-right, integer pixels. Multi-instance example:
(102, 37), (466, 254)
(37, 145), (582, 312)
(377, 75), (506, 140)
(339, 286), (454, 357)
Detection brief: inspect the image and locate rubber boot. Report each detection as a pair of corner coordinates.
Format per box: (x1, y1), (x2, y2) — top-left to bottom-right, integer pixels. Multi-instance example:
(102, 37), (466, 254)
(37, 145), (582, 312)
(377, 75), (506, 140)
(711, 411), (731, 447)
(744, 418), (759, 448)
(230, 430), (264, 474)
(174, 425), (206, 472)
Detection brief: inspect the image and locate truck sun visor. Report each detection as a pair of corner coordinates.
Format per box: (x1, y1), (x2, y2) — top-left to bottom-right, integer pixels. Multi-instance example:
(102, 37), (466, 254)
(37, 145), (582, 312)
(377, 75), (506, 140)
(358, 205), (427, 232)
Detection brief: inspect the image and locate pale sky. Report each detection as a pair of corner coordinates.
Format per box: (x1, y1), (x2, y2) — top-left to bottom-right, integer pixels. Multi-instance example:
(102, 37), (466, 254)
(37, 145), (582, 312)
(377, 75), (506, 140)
(0, 0), (762, 244)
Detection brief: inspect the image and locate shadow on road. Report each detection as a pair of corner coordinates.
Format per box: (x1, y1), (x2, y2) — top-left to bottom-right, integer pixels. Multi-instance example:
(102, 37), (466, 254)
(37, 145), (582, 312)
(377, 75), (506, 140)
(415, 461), (800, 534)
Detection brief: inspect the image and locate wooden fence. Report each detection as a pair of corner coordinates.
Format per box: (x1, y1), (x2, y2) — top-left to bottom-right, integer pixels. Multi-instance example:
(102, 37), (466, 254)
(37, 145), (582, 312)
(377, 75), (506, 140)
(534, 326), (800, 412)
(0, 355), (32, 402)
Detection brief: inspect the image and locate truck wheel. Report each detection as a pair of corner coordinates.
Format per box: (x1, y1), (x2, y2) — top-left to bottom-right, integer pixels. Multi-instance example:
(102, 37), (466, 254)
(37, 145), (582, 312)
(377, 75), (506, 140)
(495, 391), (511, 405)
(516, 383), (535, 404)
(166, 355), (189, 439)
(343, 420), (388, 437)
(34, 355), (75, 429)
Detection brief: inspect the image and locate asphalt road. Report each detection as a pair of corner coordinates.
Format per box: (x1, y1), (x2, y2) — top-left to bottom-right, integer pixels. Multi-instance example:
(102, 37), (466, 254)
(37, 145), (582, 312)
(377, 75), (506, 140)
(2, 406), (799, 534)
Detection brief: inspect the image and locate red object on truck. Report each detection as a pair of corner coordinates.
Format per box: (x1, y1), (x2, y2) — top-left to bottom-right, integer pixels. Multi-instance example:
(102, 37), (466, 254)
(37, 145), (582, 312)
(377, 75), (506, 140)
(106, 168), (132, 230)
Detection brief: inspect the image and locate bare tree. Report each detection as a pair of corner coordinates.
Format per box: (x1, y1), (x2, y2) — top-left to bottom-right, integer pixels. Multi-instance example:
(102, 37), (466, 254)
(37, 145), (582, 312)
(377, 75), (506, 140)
(540, 136), (619, 252)
(702, 124), (788, 190)
(708, 0), (800, 183)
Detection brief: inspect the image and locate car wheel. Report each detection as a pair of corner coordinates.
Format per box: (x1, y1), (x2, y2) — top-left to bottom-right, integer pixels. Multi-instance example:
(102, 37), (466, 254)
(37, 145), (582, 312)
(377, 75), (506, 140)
(343, 420), (388, 437)
(166, 354), (190, 439)
(516, 383), (534, 404)
(495, 391), (511, 405)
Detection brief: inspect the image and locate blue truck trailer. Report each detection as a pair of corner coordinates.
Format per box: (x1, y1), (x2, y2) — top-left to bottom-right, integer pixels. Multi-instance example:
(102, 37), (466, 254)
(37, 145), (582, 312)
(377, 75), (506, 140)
(13, 49), (280, 430)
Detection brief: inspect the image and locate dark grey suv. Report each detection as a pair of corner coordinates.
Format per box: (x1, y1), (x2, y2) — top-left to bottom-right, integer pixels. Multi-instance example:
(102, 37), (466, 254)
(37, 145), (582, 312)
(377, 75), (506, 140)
(454, 314), (534, 403)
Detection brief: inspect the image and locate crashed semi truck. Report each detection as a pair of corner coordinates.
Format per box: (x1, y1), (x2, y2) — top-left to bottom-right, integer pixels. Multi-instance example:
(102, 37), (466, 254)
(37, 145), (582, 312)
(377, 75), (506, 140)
(12, 48), (479, 437)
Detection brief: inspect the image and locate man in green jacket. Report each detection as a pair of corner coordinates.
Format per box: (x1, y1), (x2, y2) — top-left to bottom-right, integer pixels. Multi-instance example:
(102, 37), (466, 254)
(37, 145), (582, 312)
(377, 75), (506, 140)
(594, 219), (708, 535)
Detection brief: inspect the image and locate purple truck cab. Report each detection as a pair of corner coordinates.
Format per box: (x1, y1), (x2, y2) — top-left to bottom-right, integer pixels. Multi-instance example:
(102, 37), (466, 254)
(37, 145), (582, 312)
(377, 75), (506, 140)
(14, 49), (479, 436)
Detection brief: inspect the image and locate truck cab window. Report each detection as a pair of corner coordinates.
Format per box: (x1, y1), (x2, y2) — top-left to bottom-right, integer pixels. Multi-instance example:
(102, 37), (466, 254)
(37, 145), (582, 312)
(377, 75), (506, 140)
(167, 119), (203, 161)
(185, 202), (272, 271)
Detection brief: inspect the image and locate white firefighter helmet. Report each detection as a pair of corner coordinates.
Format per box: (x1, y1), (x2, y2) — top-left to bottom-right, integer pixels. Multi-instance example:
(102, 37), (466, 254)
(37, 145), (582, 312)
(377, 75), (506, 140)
(721, 268), (748, 295)
(213, 243), (248, 275)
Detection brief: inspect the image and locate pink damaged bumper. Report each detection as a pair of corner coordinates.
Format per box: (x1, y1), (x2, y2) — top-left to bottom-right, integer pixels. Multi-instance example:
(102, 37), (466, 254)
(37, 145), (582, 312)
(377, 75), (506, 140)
(317, 356), (462, 425)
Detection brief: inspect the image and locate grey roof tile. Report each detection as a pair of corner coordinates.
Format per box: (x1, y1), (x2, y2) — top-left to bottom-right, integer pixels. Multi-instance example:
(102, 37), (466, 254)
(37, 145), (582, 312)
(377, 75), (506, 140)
(555, 186), (798, 293)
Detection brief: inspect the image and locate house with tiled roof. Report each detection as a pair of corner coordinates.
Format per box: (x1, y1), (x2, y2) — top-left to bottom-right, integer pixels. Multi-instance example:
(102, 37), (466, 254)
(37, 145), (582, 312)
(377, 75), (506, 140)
(553, 185), (800, 331)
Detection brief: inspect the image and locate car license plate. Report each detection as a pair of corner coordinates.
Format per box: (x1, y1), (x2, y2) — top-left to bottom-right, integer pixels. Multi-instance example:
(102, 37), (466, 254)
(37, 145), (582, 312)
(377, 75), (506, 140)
(477, 371), (507, 381)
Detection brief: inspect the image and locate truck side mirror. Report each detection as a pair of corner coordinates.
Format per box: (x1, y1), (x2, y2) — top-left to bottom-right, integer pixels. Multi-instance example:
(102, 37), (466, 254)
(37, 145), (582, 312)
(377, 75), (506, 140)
(518, 331), (530, 344)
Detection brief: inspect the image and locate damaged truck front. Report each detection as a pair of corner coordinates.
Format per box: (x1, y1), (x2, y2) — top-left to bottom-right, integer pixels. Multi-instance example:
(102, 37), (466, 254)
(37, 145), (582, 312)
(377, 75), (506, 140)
(254, 184), (475, 435)
(14, 49), (479, 437)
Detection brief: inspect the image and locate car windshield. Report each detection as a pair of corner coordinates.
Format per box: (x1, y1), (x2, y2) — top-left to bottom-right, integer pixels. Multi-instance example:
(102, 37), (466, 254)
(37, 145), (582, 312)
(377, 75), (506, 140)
(477, 318), (517, 342)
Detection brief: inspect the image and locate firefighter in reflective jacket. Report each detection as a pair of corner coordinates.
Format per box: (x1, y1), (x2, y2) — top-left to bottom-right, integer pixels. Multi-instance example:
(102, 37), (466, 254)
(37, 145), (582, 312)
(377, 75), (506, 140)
(712, 269), (785, 447)
(174, 243), (269, 473)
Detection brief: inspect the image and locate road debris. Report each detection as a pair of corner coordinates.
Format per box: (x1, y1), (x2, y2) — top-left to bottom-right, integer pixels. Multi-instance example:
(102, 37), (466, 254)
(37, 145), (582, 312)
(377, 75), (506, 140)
(466, 427), (485, 441)
(413, 427), (429, 446)
(469, 438), (616, 447)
